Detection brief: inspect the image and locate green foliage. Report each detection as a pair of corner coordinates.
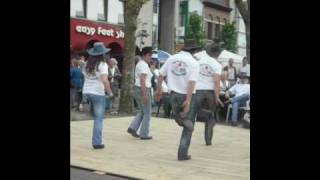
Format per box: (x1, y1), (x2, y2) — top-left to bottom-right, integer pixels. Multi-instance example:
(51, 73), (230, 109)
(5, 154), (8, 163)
(220, 22), (237, 53)
(186, 12), (206, 48)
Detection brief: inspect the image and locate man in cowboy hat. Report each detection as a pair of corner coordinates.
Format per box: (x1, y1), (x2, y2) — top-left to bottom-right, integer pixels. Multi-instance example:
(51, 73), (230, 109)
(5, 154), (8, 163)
(192, 47), (223, 146)
(156, 41), (201, 161)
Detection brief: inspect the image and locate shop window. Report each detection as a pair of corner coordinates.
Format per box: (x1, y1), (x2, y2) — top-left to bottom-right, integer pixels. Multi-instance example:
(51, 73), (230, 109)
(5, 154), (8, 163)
(71, 0), (84, 17)
(214, 16), (221, 42)
(87, 0), (104, 21)
(207, 15), (214, 40)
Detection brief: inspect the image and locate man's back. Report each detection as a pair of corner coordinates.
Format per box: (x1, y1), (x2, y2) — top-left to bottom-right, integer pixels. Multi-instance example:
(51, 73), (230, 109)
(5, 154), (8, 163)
(160, 51), (199, 94)
(194, 51), (222, 90)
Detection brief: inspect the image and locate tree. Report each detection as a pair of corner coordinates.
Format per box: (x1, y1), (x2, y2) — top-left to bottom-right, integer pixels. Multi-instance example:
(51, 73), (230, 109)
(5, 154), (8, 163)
(119, 0), (149, 113)
(220, 22), (237, 53)
(186, 12), (206, 48)
(235, 0), (250, 62)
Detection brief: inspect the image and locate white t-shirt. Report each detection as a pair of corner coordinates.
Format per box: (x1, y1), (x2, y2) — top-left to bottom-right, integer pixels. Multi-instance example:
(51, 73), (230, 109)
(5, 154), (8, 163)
(228, 83), (250, 97)
(193, 51), (222, 90)
(82, 62), (109, 96)
(159, 51), (200, 94)
(134, 60), (153, 88)
(240, 64), (250, 77)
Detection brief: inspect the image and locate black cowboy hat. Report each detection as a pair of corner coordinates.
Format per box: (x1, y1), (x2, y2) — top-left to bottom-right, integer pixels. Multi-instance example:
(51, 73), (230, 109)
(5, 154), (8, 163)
(182, 40), (202, 52)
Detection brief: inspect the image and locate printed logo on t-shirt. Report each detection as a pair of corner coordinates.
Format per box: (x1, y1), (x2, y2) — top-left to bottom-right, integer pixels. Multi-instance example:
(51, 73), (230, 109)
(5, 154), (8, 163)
(85, 74), (99, 80)
(171, 60), (188, 76)
(199, 63), (214, 77)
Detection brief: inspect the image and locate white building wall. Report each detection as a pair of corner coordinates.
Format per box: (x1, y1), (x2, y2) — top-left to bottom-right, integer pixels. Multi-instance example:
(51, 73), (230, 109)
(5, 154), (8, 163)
(71, 0), (154, 48)
(189, 0), (203, 15)
(175, 0), (180, 44)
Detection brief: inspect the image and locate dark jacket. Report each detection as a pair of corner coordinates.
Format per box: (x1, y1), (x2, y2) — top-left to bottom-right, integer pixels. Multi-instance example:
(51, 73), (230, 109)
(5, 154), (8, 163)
(108, 67), (122, 94)
(223, 65), (237, 81)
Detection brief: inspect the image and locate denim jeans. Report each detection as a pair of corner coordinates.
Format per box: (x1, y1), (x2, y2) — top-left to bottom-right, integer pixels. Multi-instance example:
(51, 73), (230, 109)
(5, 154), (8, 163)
(84, 93), (106, 146)
(174, 90), (218, 158)
(169, 92), (197, 159)
(231, 94), (250, 122)
(129, 86), (152, 138)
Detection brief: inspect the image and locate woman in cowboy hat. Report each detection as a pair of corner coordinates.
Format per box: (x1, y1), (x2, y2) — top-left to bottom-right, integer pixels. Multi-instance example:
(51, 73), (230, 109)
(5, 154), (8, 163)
(82, 42), (113, 149)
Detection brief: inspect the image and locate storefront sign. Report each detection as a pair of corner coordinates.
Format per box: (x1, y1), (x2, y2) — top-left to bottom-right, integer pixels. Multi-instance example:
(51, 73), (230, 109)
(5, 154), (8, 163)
(71, 18), (125, 51)
(75, 25), (125, 39)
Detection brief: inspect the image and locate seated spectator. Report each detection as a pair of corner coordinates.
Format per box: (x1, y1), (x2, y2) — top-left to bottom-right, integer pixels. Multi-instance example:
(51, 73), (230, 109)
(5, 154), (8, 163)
(225, 75), (250, 126)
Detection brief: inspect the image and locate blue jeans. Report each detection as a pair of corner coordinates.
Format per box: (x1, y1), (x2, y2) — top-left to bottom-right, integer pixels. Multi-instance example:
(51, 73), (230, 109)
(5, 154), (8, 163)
(231, 94), (250, 122)
(168, 92), (197, 159)
(129, 86), (152, 138)
(84, 93), (106, 146)
(177, 94), (197, 159)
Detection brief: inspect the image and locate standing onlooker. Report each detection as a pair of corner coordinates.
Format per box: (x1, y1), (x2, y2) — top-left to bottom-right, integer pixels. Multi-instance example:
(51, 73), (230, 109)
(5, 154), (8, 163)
(127, 47), (154, 140)
(82, 42), (113, 149)
(223, 58), (237, 86)
(108, 58), (122, 114)
(78, 53), (86, 70)
(156, 43), (200, 161)
(150, 62), (160, 88)
(150, 61), (160, 107)
(225, 75), (250, 126)
(239, 57), (250, 77)
(70, 55), (84, 111)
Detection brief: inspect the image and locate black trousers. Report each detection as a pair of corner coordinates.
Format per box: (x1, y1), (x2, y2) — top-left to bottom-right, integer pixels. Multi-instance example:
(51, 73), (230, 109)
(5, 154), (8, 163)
(195, 90), (217, 145)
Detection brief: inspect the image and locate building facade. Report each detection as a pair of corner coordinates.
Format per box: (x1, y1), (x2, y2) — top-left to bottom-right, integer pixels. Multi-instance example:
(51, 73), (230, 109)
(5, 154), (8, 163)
(202, 0), (232, 44)
(229, 0), (247, 57)
(70, 0), (154, 53)
(175, 0), (232, 52)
